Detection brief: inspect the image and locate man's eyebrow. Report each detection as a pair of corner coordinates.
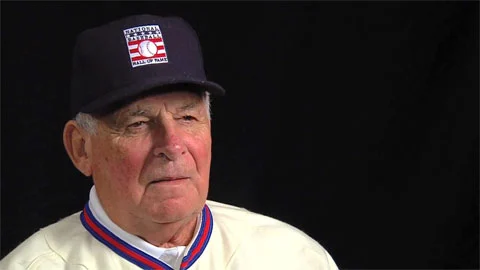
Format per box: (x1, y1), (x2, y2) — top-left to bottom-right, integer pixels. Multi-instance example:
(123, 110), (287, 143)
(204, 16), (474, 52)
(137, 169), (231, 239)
(177, 101), (200, 112)
(111, 100), (201, 121)
(126, 109), (151, 117)
(108, 108), (152, 124)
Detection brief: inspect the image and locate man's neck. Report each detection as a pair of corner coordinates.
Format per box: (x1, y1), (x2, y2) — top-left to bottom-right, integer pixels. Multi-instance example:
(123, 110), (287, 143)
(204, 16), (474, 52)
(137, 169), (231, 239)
(89, 186), (201, 249)
(128, 214), (199, 248)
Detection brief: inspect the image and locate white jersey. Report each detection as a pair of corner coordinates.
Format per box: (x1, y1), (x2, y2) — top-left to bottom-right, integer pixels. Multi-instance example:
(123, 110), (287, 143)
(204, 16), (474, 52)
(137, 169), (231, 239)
(0, 200), (338, 270)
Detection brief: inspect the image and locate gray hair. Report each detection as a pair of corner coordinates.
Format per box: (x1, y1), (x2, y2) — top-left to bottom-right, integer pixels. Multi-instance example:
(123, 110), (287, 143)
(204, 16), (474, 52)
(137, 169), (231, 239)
(75, 91), (212, 135)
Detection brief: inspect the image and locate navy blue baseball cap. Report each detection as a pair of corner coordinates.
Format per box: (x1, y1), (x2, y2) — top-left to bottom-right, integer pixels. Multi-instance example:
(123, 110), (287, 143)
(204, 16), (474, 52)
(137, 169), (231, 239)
(70, 14), (225, 117)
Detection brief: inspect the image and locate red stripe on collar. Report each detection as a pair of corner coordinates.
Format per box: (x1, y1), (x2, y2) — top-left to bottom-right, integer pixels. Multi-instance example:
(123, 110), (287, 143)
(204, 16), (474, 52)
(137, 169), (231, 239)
(80, 203), (213, 270)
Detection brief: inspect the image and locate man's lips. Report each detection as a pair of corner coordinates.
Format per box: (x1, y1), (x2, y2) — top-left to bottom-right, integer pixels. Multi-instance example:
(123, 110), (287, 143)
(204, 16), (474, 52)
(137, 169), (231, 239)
(150, 177), (189, 183)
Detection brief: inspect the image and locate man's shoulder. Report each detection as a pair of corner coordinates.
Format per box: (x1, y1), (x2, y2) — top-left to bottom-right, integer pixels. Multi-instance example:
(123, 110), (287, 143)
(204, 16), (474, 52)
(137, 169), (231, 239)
(206, 200), (339, 269)
(206, 199), (288, 223)
(206, 200), (325, 248)
(206, 200), (280, 230)
(0, 211), (87, 270)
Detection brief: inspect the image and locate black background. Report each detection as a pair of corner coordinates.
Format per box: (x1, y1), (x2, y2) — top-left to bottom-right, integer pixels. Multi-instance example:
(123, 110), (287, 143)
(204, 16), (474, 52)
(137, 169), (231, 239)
(1, 1), (479, 269)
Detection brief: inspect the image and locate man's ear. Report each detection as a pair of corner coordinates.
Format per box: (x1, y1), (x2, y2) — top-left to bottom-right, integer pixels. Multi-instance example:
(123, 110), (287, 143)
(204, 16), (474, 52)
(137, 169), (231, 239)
(63, 120), (93, 177)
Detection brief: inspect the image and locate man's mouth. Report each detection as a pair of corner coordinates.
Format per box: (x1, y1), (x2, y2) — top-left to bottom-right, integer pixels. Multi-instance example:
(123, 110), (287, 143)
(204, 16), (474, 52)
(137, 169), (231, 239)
(150, 177), (188, 183)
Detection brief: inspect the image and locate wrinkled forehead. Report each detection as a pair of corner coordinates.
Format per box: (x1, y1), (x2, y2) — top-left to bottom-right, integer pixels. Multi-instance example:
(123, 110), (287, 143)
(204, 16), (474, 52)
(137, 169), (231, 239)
(95, 84), (208, 118)
(118, 91), (205, 116)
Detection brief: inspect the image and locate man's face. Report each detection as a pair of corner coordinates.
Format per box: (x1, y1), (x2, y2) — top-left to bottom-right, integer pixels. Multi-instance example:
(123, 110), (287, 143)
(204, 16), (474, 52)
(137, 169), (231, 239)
(87, 90), (211, 225)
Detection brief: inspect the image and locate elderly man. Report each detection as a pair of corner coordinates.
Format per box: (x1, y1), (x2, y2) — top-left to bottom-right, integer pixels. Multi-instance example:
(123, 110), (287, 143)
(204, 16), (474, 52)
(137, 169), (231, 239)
(0, 14), (339, 270)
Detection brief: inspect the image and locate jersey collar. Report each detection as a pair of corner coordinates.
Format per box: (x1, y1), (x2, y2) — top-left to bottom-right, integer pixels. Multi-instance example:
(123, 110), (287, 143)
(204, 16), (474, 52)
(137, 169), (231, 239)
(80, 199), (213, 269)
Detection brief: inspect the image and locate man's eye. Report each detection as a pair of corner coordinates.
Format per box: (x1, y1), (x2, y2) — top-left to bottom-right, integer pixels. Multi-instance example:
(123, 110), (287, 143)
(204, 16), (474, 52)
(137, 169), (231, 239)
(128, 121), (147, 128)
(182, 115), (196, 121)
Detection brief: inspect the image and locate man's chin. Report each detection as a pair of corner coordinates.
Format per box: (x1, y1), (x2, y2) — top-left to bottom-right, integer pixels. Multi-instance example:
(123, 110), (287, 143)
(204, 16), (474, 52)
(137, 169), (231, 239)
(147, 204), (202, 224)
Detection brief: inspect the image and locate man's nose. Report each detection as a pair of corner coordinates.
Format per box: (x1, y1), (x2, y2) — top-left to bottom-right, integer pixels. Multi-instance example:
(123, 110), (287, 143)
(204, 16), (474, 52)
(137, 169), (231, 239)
(152, 122), (186, 161)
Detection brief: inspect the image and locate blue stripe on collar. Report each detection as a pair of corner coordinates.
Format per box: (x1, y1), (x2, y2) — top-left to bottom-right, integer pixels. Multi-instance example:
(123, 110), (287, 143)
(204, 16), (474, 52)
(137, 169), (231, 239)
(80, 203), (213, 270)
(181, 205), (213, 269)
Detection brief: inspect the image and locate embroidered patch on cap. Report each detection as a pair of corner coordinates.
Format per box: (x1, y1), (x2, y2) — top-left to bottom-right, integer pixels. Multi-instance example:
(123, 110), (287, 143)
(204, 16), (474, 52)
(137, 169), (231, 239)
(123, 25), (168, 68)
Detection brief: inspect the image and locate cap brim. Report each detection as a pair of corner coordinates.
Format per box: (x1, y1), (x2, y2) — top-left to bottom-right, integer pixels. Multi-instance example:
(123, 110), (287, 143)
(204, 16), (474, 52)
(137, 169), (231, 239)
(76, 76), (225, 116)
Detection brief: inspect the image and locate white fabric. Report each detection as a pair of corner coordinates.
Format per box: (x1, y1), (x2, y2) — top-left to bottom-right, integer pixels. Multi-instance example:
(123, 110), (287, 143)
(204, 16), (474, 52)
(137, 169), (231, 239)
(0, 193), (339, 270)
(88, 186), (188, 269)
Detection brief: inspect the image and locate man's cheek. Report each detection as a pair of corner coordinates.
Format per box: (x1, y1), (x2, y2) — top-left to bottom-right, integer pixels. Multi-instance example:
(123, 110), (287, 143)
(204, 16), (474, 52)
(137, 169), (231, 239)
(115, 150), (149, 179)
(192, 146), (211, 176)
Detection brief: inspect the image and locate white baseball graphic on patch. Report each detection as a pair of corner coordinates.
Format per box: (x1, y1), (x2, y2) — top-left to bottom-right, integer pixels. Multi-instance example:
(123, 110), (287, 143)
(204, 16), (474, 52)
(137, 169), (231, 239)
(123, 24), (169, 67)
(138, 40), (157, 57)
